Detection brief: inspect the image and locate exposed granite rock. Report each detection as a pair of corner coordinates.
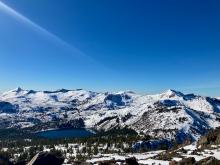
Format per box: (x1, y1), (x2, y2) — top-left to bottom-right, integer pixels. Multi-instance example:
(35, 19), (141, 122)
(27, 152), (64, 165)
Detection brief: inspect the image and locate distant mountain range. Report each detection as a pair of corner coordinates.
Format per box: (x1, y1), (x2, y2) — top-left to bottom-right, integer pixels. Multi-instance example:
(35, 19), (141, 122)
(0, 87), (220, 142)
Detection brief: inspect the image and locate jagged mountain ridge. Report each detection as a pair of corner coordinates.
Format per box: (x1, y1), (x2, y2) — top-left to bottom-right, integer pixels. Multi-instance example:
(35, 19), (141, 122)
(0, 87), (220, 141)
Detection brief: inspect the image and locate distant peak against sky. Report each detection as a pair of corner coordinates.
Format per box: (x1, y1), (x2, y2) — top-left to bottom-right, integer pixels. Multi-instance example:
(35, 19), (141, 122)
(0, 0), (219, 96)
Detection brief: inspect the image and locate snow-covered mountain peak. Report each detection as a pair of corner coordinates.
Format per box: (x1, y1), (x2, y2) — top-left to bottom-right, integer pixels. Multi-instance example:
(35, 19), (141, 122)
(115, 90), (136, 95)
(1, 87), (31, 99)
(159, 89), (184, 99)
(9, 87), (27, 93)
(14, 87), (23, 92)
(0, 87), (220, 142)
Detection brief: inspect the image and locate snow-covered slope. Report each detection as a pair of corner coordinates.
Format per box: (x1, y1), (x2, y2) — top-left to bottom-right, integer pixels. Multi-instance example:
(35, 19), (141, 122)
(0, 88), (220, 141)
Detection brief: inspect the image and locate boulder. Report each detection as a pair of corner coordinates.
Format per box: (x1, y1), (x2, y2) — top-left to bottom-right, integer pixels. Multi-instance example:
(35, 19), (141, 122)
(125, 157), (139, 165)
(27, 152), (64, 165)
(169, 157), (197, 165)
(97, 159), (116, 165)
(169, 161), (178, 165)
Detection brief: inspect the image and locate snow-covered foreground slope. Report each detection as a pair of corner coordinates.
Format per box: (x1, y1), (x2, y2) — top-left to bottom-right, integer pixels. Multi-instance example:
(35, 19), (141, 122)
(0, 87), (220, 141)
(84, 143), (220, 165)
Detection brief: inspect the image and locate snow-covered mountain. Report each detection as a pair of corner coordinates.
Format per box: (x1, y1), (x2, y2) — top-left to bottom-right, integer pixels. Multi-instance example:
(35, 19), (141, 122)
(0, 87), (220, 142)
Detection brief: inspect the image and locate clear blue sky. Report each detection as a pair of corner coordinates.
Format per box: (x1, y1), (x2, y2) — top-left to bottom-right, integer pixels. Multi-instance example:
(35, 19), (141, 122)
(0, 0), (220, 96)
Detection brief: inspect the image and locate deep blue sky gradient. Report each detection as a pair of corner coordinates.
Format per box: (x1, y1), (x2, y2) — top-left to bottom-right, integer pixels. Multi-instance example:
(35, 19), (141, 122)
(0, 0), (220, 96)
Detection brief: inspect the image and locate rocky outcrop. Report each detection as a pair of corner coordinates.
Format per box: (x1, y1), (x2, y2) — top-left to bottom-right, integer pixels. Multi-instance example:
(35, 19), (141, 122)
(97, 159), (116, 165)
(195, 156), (220, 165)
(197, 127), (220, 148)
(27, 152), (64, 165)
(169, 156), (220, 165)
(169, 157), (196, 165)
(125, 157), (139, 165)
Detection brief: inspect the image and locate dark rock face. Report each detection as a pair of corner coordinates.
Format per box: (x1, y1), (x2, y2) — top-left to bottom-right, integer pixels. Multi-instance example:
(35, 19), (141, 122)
(125, 157), (139, 165)
(104, 93), (131, 108)
(206, 97), (220, 113)
(58, 118), (85, 129)
(159, 100), (179, 107)
(27, 152), (64, 165)
(197, 127), (220, 148)
(0, 101), (18, 113)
